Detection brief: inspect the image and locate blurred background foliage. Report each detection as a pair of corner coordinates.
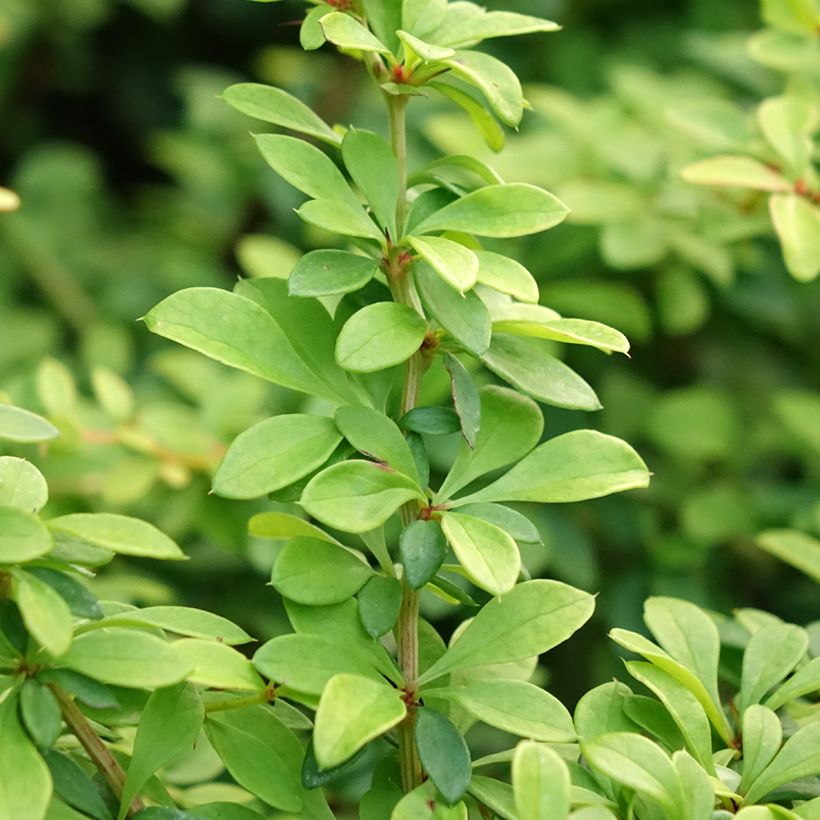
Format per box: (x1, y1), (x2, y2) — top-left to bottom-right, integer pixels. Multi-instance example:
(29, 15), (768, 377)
(1, 0), (818, 719)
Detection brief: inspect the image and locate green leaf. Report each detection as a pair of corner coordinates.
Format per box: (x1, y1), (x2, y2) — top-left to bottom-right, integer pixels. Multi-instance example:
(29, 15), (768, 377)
(61, 628), (192, 688)
(44, 749), (112, 820)
(301, 460), (424, 533)
(431, 679), (574, 742)
(253, 633), (384, 695)
(414, 262), (491, 356)
(47, 514), (185, 560)
(744, 723), (820, 804)
(0, 457), (48, 513)
(0, 692), (52, 820)
(493, 317), (629, 355)
(408, 236), (478, 293)
(680, 155), (791, 192)
(400, 520), (447, 590)
(574, 681), (640, 740)
(482, 334), (601, 411)
(765, 656), (820, 710)
(419, 580), (594, 683)
(758, 95), (814, 175)
(144, 288), (336, 400)
(206, 705), (303, 812)
(437, 385), (542, 502)
(739, 705), (782, 796)
(335, 405), (419, 481)
(249, 512), (338, 544)
(762, 0), (818, 34)
(434, 8), (560, 48)
(672, 750), (714, 820)
(440, 512), (520, 596)
(272, 536), (373, 604)
(119, 683), (204, 820)
(740, 623), (808, 710)
(581, 733), (683, 816)
(298, 196), (387, 240)
(392, 781), (468, 819)
(474, 251), (538, 303)
(624, 661), (715, 773)
(342, 129), (399, 239)
(442, 353), (480, 448)
(452, 430), (649, 506)
(213, 415), (342, 500)
(0, 404), (58, 443)
(769, 194), (820, 282)
(254, 134), (355, 203)
(222, 83), (340, 145)
(413, 183), (568, 237)
(402, 0), (446, 37)
(336, 302), (427, 372)
(313, 674), (406, 768)
(300, 3), (333, 49)
(756, 529), (820, 583)
(358, 576), (402, 637)
(94, 606), (252, 645)
(173, 640), (265, 691)
(38, 670), (118, 711)
(36, 359), (76, 419)
(13, 569), (73, 656)
(454, 504), (540, 544)
(397, 29), (455, 62)
(0, 505), (52, 563)
(512, 741), (570, 820)
(400, 406), (461, 435)
(415, 707), (471, 805)
(20, 679), (62, 748)
(320, 12), (392, 55)
(288, 250), (378, 298)
(442, 51), (523, 127)
(432, 83), (505, 152)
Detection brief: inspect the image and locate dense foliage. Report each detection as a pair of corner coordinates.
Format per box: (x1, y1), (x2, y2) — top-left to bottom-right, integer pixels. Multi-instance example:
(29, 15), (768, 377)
(0, 0), (818, 817)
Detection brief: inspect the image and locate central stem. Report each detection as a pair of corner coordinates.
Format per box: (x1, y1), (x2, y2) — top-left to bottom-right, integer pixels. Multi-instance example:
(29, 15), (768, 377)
(387, 91), (424, 794)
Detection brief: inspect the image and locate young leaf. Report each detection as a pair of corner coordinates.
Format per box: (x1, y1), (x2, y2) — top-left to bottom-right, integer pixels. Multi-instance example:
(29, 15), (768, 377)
(482, 334), (601, 411)
(434, 8), (560, 48)
(765, 656), (820, 710)
(213, 415), (342, 500)
(437, 385), (543, 502)
(301, 460), (424, 532)
(296, 197), (385, 241)
(400, 519), (448, 590)
(13, 569), (73, 656)
(492, 317), (629, 355)
(415, 707), (471, 805)
(249, 511), (338, 544)
(144, 288), (337, 400)
(738, 705), (782, 796)
(222, 83), (340, 145)
(206, 705), (304, 812)
(253, 633), (385, 695)
(47, 514), (185, 560)
(413, 183), (569, 238)
(357, 576), (402, 637)
(419, 579), (594, 683)
(0, 692), (52, 820)
(440, 511), (520, 596)
(769, 193), (820, 282)
(272, 536), (373, 604)
(0, 505), (52, 562)
(61, 629), (192, 688)
(300, 4), (333, 50)
(581, 733), (683, 817)
(288, 250), (378, 298)
(744, 723), (820, 804)
(451, 430), (649, 506)
(342, 129), (399, 239)
(335, 302), (427, 372)
(397, 29), (455, 62)
(313, 674), (406, 769)
(407, 236), (478, 293)
(172, 640), (265, 691)
(119, 683), (204, 820)
(0, 404), (58, 443)
(20, 679), (62, 748)
(680, 155), (791, 192)
(335, 405), (419, 481)
(414, 262), (491, 355)
(98, 606), (252, 645)
(475, 251), (539, 303)
(512, 741), (570, 820)
(442, 51), (524, 127)
(0, 457), (48, 513)
(432, 82), (505, 152)
(442, 353), (481, 447)
(254, 134), (356, 203)
(739, 623), (808, 710)
(574, 681), (640, 739)
(320, 12), (393, 55)
(430, 679), (574, 742)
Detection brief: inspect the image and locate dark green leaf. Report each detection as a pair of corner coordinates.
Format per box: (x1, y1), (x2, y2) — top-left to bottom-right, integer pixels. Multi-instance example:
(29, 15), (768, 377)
(38, 670), (119, 710)
(400, 406), (461, 435)
(415, 707), (471, 805)
(26, 568), (101, 621)
(301, 741), (367, 789)
(44, 749), (112, 820)
(20, 679), (62, 748)
(442, 353), (480, 447)
(357, 576), (402, 637)
(400, 520), (447, 590)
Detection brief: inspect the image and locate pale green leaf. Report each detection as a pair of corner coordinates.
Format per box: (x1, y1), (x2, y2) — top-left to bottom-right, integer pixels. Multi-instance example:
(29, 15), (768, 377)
(408, 236), (478, 292)
(0, 405), (58, 444)
(320, 12), (392, 55)
(513, 741), (570, 820)
(13, 569), (73, 657)
(740, 623), (808, 710)
(431, 82), (505, 152)
(249, 512), (338, 544)
(0, 505), (52, 563)
(434, 7), (559, 48)
(397, 30), (455, 62)
(769, 193), (820, 282)
(173, 639), (265, 691)
(765, 656), (820, 710)
(0, 457), (48, 513)
(745, 723), (820, 804)
(391, 780), (467, 819)
(442, 51), (523, 127)
(739, 705), (782, 796)
(492, 318), (629, 355)
(98, 606), (253, 645)
(474, 251), (538, 303)
(680, 155), (791, 192)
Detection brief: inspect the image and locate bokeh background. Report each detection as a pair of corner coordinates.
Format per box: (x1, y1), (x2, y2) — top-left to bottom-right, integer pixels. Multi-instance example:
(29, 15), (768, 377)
(2, 0), (818, 720)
